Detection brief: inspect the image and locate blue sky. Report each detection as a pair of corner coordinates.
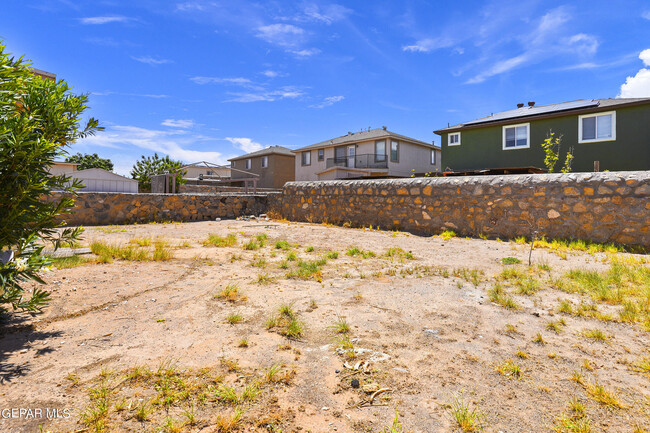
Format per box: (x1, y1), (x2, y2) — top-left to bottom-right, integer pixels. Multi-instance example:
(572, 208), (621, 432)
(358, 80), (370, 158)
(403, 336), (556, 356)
(3, 0), (649, 175)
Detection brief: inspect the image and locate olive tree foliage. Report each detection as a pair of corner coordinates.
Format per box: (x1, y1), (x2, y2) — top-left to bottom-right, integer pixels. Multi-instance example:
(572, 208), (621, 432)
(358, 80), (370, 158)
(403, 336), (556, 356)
(540, 130), (574, 173)
(65, 152), (114, 171)
(0, 43), (102, 313)
(130, 153), (186, 192)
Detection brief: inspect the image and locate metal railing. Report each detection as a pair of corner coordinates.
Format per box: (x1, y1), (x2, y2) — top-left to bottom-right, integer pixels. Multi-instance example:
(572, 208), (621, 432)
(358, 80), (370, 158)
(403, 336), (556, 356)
(325, 153), (388, 169)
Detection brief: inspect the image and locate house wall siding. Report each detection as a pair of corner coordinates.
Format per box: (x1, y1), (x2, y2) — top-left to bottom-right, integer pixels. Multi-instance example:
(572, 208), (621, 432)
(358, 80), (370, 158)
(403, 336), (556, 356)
(231, 154), (295, 188)
(440, 105), (650, 172)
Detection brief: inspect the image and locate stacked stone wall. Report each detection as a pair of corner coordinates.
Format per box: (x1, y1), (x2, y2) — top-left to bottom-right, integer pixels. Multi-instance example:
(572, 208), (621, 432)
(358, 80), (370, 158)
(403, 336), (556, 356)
(50, 192), (274, 226)
(276, 171), (650, 247)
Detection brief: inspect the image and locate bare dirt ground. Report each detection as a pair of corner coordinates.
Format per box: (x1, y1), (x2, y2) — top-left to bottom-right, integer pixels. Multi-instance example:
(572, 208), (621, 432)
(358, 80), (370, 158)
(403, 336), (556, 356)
(1, 220), (648, 433)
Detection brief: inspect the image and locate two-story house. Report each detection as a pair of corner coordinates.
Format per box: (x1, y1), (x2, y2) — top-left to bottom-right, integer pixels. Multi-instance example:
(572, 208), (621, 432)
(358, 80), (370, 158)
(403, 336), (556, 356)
(293, 127), (441, 181)
(228, 146), (295, 189)
(435, 98), (650, 172)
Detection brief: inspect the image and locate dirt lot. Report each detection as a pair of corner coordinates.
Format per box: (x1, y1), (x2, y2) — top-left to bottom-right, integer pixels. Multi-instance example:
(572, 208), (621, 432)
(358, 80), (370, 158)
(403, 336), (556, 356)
(1, 220), (648, 433)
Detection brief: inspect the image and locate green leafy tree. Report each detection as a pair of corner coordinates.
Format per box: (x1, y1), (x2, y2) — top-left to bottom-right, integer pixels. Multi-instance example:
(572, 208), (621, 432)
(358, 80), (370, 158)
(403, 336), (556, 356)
(65, 152), (113, 171)
(0, 43), (102, 313)
(130, 153), (186, 192)
(540, 130), (574, 173)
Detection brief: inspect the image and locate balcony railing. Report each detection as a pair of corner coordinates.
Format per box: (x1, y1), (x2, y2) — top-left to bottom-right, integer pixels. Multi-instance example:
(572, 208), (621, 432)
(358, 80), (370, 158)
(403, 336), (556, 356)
(325, 153), (388, 169)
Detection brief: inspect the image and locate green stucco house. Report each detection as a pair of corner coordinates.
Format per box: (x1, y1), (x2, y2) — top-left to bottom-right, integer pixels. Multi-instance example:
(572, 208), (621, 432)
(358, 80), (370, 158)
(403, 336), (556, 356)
(434, 98), (650, 173)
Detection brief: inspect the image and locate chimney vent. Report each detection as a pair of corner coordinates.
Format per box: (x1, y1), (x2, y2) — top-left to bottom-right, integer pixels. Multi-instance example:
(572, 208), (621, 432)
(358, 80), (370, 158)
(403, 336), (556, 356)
(517, 103), (524, 108)
(382, 125), (387, 130)
(528, 101), (535, 107)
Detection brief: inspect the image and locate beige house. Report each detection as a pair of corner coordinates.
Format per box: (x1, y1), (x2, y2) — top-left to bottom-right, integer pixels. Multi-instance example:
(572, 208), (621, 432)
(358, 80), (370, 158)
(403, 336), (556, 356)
(293, 128), (441, 181)
(48, 161), (78, 175)
(229, 146), (295, 189)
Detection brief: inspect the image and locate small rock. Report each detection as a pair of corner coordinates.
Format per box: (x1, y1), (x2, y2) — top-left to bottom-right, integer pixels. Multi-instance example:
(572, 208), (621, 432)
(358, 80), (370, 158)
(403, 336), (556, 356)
(351, 379), (360, 389)
(215, 218), (221, 221)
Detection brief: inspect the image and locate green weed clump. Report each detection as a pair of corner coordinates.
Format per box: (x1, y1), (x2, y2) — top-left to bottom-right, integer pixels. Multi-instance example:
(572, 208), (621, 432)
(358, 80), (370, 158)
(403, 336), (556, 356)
(346, 246), (376, 258)
(447, 394), (485, 432)
(488, 284), (519, 310)
(286, 259), (326, 281)
(91, 241), (174, 263)
(203, 233), (237, 247)
(266, 303), (305, 340)
(439, 230), (456, 240)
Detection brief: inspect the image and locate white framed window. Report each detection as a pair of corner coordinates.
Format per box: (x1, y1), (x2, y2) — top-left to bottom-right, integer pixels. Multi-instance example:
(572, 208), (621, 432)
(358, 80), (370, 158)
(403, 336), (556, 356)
(261, 156), (268, 168)
(579, 111), (616, 143)
(301, 151), (311, 166)
(245, 159), (251, 170)
(502, 123), (530, 150)
(430, 149), (436, 165)
(317, 149), (324, 161)
(448, 132), (461, 146)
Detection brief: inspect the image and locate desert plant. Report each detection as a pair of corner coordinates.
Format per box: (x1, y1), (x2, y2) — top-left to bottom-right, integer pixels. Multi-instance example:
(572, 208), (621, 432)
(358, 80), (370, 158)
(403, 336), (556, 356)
(0, 43), (101, 313)
(540, 130), (574, 173)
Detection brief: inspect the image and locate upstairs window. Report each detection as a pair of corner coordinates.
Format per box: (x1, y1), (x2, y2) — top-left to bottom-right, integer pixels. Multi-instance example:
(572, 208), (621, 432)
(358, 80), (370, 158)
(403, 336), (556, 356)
(261, 156), (268, 168)
(390, 140), (399, 162)
(431, 149), (436, 165)
(318, 149), (324, 161)
(579, 111), (615, 143)
(503, 123), (529, 149)
(448, 132), (461, 146)
(301, 151), (311, 166)
(245, 159), (252, 170)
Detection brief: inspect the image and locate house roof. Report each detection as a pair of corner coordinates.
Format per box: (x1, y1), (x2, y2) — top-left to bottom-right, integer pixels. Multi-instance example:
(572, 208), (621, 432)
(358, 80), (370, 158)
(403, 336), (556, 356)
(294, 128), (438, 152)
(70, 168), (138, 182)
(434, 98), (650, 134)
(228, 145), (295, 161)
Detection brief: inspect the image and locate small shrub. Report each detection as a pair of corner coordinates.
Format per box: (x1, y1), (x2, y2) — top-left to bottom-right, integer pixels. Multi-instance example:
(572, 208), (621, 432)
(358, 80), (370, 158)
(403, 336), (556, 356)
(203, 234), (237, 247)
(275, 240), (291, 250)
(495, 359), (523, 379)
(440, 230), (456, 240)
(501, 257), (521, 265)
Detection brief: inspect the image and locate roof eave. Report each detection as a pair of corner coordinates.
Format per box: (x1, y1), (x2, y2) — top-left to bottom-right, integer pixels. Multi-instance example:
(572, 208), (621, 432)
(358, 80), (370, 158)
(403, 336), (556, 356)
(434, 99), (650, 135)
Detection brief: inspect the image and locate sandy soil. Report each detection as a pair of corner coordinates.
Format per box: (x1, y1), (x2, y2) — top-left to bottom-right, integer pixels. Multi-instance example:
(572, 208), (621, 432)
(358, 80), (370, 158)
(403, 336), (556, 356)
(0, 220), (648, 433)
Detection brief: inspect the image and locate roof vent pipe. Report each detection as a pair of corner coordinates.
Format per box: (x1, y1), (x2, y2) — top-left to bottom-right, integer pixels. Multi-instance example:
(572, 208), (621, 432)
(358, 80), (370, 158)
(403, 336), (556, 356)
(517, 103), (524, 108)
(528, 101), (535, 107)
(382, 125), (387, 130)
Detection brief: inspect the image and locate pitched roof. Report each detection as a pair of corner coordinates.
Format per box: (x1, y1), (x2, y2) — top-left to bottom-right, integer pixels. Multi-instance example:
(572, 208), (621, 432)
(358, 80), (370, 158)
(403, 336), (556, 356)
(228, 145), (295, 161)
(294, 128), (438, 152)
(435, 98), (650, 133)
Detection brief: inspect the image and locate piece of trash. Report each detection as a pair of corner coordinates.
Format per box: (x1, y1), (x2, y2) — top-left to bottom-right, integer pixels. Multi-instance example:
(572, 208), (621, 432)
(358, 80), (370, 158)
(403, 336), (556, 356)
(102, 333), (113, 337)
(393, 367), (409, 373)
(423, 328), (439, 335)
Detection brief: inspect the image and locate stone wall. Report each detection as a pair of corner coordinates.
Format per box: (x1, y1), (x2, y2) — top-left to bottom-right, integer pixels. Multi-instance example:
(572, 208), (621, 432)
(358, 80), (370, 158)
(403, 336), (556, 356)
(51, 192), (273, 226)
(276, 171), (650, 247)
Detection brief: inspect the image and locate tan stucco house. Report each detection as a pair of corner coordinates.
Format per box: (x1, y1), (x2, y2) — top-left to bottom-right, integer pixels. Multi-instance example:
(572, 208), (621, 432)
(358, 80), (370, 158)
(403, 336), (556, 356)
(47, 161), (78, 176)
(229, 146), (295, 189)
(293, 127), (441, 181)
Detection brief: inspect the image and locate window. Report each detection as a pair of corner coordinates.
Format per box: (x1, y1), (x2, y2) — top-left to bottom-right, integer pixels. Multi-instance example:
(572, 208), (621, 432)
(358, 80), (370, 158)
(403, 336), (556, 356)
(318, 149), (324, 161)
(390, 140), (399, 162)
(301, 151), (311, 166)
(430, 149), (436, 165)
(207, 170), (213, 175)
(502, 123), (530, 150)
(579, 111), (615, 143)
(245, 159), (251, 170)
(261, 156), (268, 168)
(375, 140), (386, 162)
(448, 132), (461, 146)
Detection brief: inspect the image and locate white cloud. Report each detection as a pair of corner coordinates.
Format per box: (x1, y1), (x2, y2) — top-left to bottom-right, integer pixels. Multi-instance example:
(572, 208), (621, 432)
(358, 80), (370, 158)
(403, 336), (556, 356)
(402, 37), (454, 53)
(643, 11), (650, 20)
(262, 70), (280, 78)
(161, 119), (195, 128)
(618, 49), (650, 97)
(175, 2), (205, 12)
(466, 54), (529, 84)
(225, 137), (264, 153)
(309, 95), (344, 108)
(132, 56), (173, 65)
(564, 33), (599, 56)
(225, 86), (305, 103)
(256, 23), (305, 47)
(80, 16), (131, 25)
(76, 125), (227, 173)
(91, 91), (169, 98)
(190, 76), (254, 86)
(298, 3), (352, 24)
(287, 48), (321, 57)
